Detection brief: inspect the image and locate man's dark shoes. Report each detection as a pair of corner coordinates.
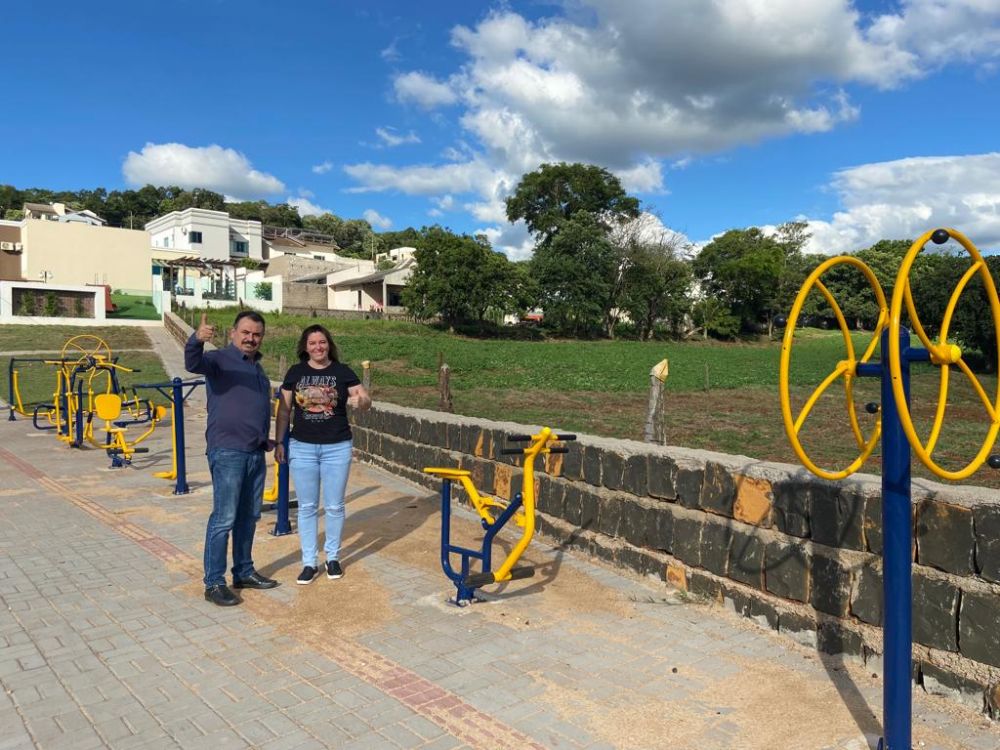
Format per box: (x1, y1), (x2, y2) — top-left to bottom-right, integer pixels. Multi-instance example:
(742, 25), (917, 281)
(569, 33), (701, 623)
(326, 560), (344, 579)
(297, 566), (320, 585)
(232, 571), (279, 589)
(205, 584), (240, 607)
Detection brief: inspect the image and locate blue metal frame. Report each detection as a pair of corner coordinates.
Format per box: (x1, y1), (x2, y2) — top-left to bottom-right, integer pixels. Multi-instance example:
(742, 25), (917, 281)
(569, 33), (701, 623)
(434, 477), (525, 603)
(269, 431), (293, 536)
(134, 377), (204, 494)
(856, 326), (930, 750)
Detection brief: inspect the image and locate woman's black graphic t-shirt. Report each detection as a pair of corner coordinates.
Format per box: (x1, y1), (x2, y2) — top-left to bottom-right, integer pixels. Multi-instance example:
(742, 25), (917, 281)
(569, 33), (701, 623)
(281, 361), (360, 444)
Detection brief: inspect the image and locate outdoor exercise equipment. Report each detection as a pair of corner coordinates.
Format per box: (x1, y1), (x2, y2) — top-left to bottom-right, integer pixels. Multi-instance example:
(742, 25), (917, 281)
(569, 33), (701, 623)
(423, 427), (575, 605)
(135, 378), (205, 494)
(89, 393), (166, 467)
(778, 227), (1000, 750)
(261, 390), (295, 536)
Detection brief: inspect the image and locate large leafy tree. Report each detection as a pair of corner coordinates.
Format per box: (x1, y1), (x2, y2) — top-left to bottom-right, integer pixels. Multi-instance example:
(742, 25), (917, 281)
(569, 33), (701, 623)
(505, 162), (640, 246)
(692, 226), (794, 336)
(530, 211), (618, 336)
(402, 227), (527, 326)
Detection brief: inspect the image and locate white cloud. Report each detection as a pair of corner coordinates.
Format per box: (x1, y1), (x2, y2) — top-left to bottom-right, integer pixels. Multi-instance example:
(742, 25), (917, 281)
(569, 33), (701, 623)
(312, 161), (334, 174)
(393, 71), (458, 108)
(287, 196), (331, 217)
(343, 160), (498, 196)
(479, 220), (534, 261)
(123, 143), (284, 198)
(375, 127), (421, 147)
(363, 209), (392, 229)
(801, 153), (1000, 255)
(346, 2), (1000, 250)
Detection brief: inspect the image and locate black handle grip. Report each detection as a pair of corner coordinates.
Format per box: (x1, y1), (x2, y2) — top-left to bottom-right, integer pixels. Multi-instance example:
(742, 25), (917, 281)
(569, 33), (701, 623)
(132, 448), (150, 454)
(506, 434), (532, 442)
(555, 433), (577, 441)
(548, 447), (569, 454)
(501, 448), (524, 455)
(464, 572), (496, 587)
(508, 566), (535, 580)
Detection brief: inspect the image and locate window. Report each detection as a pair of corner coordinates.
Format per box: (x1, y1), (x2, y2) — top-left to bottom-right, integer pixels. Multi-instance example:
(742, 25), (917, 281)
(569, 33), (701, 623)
(189, 231), (203, 244)
(231, 240), (248, 256)
(163, 236), (170, 248)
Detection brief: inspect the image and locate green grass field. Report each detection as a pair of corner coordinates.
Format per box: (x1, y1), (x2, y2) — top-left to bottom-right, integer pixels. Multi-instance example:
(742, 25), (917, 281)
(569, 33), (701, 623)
(5, 314), (999, 488)
(1, 328), (171, 410)
(108, 293), (161, 320)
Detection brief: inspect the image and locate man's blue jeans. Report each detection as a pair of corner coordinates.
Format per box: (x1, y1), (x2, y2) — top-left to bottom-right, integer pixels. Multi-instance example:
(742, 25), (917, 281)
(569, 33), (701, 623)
(204, 448), (265, 587)
(288, 439), (352, 567)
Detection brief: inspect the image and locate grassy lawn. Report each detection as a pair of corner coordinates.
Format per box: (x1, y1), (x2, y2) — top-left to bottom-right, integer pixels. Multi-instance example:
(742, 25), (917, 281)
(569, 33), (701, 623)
(187, 308), (1000, 489)
(1, 328), (171, 410)
(108, 293), (161, 320)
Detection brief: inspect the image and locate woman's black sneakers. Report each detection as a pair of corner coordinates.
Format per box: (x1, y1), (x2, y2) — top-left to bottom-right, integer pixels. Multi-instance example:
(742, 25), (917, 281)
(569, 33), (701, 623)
(296, 566), (320, 585)
(326, 560), (344, 579)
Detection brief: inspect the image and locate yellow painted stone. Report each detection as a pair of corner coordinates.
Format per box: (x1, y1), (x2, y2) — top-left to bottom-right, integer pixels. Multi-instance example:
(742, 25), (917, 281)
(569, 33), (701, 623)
(666, 562), (687, 591)
(494, 463), (513, 500)
(734, 476), (773, 526)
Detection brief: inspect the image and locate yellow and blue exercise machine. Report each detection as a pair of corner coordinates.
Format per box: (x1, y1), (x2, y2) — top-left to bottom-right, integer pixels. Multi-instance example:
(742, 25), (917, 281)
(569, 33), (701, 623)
(424, 427), (575, 605)
(779, 227), (1000, 750)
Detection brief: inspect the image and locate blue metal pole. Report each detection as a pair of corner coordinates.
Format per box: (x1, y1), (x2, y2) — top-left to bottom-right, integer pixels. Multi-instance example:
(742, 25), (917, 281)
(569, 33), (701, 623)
(172, 378), (190, 495)
(7, 359), (16, 421)
(74, 379), (84, 447)
(271, 432), (292, 535)
(880, 325), (913, 750)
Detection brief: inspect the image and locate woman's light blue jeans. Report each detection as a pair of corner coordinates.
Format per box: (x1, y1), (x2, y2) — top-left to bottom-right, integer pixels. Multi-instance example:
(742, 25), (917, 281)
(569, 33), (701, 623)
(289, 438), (352, 567)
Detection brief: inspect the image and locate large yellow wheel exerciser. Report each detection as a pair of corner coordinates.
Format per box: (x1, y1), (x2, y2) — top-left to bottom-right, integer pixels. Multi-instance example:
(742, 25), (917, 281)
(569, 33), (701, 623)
(61, 334), (112, 365)
(887, 228), (1000, 481)
(779, 256), (888, 480)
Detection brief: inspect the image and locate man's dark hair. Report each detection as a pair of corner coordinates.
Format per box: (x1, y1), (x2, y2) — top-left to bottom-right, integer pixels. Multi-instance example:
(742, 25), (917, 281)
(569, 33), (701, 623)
(233, 310), (266, 330)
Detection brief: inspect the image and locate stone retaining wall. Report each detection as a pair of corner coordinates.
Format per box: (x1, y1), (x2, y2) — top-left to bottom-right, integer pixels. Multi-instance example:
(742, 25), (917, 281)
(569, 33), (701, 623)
(350, 401), (1000, 718)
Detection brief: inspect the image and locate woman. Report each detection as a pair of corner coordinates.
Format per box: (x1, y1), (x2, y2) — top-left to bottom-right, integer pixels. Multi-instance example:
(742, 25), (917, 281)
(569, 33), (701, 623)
(275, 324), (371, 584)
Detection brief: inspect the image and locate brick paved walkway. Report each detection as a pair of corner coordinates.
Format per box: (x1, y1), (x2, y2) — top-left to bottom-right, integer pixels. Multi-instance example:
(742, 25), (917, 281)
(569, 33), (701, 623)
(2, 376), (1000, 748)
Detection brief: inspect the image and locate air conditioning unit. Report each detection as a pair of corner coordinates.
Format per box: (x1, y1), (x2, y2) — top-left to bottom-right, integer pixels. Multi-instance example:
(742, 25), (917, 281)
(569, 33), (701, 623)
(0, 241), (13, 250)
(13, 243), (22, 251)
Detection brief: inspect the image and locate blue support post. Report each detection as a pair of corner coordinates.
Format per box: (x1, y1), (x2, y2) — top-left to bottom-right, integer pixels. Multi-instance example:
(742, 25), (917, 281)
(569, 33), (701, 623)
(73, 379), (84, 447)
(271, 431), (292, 536)
(171, 378), (191, 495)
(7, 359), (16, 421)
(879, 326), (913, 750)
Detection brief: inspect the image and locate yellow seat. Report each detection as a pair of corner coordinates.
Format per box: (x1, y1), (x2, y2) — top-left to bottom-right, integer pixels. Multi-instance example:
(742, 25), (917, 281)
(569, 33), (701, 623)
(94, 393), (123, 422)
(423, 467), (471, 479)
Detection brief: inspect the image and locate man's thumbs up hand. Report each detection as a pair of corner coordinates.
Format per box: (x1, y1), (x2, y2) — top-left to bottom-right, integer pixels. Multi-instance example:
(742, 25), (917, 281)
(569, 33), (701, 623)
(196, 312), (216, 343)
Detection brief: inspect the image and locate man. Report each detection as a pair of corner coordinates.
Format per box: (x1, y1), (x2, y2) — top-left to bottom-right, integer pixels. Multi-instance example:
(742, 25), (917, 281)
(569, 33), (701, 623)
(185, 310), (279, 606)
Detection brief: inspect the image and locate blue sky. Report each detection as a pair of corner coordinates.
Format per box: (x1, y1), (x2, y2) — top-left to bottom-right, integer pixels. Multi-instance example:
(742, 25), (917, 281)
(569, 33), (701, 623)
(3, 0), (1000, 257)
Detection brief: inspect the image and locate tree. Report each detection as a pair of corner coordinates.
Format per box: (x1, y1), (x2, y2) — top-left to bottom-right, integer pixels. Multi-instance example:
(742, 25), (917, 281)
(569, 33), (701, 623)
(506, 162), (640, 246)
(530, 212), (618, 336)
(402, 227), (527, 326)
(692, 227), (786, 335)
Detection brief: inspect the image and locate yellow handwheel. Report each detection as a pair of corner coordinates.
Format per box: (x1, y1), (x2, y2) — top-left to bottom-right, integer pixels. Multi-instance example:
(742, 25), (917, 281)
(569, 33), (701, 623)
(887, 228), (1000, 480)
(780, 256), (888, 479)
(61, 334), (112, 365)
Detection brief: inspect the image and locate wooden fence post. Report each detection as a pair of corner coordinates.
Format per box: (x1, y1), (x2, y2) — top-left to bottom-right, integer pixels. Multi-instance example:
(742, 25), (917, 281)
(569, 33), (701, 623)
(362, 360), (372, 391)
(643, 358), (670, 443)
(438, 363), (453, 413)
(278, 354), (287, 378)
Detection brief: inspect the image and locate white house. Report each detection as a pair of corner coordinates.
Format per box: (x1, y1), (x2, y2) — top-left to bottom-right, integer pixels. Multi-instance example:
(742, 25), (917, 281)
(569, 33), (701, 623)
(145, 207), (263, 261)
(328, 257), (414, 312)
(145, 208), (277, 313)
(23, 202), (107, 227)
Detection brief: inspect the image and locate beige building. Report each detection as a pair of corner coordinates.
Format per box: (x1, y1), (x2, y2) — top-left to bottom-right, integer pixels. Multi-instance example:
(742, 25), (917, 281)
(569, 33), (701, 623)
(22, 218), (151, 294)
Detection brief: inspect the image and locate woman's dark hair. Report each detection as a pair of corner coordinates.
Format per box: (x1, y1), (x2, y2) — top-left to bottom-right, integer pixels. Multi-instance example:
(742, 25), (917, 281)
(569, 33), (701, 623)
(233, 310), (266, 330)
(296, 324), (339, 363)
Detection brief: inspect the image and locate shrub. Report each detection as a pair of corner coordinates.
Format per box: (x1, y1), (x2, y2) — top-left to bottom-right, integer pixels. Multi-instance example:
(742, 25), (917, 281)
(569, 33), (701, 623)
(44, 291), (62, 317)
(253, 281), (273, 301)
(18, 290), (37, 316)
